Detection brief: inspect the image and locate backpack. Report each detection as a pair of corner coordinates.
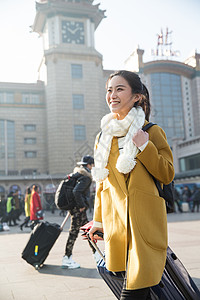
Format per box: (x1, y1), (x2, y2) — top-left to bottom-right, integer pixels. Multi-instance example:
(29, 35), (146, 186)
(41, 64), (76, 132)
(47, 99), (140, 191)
(55, 173), (81, 211)
(142, 122), (175, 214)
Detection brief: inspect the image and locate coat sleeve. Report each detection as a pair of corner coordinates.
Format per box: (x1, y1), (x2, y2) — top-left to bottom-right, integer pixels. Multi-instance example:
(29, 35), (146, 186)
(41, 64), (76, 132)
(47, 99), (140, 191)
(137, 125), (174, 184)
(73, 176), (91, 208)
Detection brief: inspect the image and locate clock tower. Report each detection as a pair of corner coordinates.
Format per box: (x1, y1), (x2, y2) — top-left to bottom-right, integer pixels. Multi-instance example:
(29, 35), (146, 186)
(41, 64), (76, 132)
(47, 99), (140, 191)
(32, 0), (106, 174)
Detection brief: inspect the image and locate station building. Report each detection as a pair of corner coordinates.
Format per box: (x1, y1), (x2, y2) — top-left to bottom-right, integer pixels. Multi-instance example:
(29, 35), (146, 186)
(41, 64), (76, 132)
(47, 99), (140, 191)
(0, 0), (200, 204)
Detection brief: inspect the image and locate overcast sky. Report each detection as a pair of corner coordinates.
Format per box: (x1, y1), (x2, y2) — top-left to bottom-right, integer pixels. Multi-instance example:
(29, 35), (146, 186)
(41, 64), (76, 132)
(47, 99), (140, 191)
(0, 0), (199, 83)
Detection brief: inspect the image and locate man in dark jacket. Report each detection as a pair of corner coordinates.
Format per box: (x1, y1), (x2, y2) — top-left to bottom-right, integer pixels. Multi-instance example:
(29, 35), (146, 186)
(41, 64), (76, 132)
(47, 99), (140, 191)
(62, 155), (95, 269)
(191, 186), (200, 212)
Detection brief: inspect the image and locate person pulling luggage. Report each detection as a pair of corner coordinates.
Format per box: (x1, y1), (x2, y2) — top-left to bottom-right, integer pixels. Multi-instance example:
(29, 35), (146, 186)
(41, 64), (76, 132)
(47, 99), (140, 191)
(89, 70), (175, 300)
(62, 155), (101, 269)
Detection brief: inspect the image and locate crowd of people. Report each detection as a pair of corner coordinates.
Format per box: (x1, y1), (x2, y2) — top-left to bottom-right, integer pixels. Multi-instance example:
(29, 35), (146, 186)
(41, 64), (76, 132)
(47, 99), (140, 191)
(0, 184), (43, 231)
(174, 185), (200, 213)
(0, 155), (100, 269)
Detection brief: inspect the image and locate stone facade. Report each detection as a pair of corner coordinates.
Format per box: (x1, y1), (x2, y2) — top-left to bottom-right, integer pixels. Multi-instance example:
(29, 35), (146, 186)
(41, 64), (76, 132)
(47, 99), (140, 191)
(44, 50), (106, 174)
(0, 0), (200, 202)
(0, 81), (47, 176)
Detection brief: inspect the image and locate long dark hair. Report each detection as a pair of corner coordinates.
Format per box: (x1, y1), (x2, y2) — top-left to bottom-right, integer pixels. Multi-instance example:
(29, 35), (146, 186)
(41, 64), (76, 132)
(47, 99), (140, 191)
(106, 70), (151, 121)
(31, 185), (38, 194)
(25, 187), (31, 202)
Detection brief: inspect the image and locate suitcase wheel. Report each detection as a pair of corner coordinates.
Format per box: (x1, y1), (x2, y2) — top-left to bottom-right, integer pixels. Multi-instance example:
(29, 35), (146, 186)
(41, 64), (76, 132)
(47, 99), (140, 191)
(34, 264), (40, 270)
(171, 253), (177, 260)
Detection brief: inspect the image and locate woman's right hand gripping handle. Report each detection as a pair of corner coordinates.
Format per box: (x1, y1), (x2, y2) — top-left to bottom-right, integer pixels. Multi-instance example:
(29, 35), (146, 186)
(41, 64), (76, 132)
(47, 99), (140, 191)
(89, 226), (104, 242)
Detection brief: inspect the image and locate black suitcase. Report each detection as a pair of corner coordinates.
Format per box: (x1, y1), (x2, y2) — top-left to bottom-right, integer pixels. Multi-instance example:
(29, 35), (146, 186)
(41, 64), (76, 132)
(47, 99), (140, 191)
(97, 257), (187, 299)
(88, 236), (200, 300)
(22, 212), (70, 269)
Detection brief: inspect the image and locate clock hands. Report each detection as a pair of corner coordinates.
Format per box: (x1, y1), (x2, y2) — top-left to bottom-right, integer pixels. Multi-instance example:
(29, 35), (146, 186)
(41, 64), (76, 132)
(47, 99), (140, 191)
(62, 21), (84, 44)
(67, 27), (81, 34)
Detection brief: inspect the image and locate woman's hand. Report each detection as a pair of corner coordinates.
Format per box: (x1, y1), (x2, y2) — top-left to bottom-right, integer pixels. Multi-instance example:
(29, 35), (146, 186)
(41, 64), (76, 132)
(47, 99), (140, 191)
(132, 129), (149, 147)
(89, 226), (104, 241)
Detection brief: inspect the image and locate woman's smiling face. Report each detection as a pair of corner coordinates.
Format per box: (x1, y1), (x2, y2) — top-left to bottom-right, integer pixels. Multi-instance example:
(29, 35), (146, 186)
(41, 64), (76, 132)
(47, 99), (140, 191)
(106, 75), (138, 120)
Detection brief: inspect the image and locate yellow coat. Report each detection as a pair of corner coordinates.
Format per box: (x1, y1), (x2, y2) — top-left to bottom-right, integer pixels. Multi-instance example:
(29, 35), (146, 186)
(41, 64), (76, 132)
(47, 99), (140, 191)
(24, 194), (31, 217)
(93, 122), (174, 290)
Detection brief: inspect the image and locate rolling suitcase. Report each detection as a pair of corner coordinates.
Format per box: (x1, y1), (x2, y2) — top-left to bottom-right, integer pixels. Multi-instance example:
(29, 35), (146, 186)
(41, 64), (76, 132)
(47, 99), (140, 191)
(87, 235), (200, 300)
(181, 202), (189, 212)
(22, 212), (70, 269)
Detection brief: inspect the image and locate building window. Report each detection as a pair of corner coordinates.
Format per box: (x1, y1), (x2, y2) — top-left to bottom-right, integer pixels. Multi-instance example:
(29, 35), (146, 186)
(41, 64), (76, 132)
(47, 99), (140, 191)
(24, 124), (36, 131)
(179, 153), (200, 172)
(0, 185), (5, 193)
(32, 94), (40, 104)
(0, 119), (15, 159)
(21, 169), (37, 176)
(22, 95), (30, 104)
(71, 64), (83, 78)
(0, 92), (14, 104)
(0, 120), (4, 159)
(22, 94), (40, 104)
(151, 72), (184, 146)
(74, 125), (86, 140)
(24, 138), (36, 145)
(24, 151), (37, 158)
(7, 121), (15, 158)
(68, 0), (81, 3)
(72, 94), (84, 109)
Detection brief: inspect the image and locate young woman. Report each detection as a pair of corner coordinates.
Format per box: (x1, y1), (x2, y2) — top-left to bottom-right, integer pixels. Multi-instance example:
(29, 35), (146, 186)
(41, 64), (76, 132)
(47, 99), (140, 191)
(19, 187), (31, 230)
(89, 70), (174, 300)
(30, 185), (43, 229)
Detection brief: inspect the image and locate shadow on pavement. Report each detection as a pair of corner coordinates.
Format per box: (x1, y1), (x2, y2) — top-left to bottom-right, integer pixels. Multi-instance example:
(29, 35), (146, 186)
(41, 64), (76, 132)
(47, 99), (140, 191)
(38, 264), (101, 279)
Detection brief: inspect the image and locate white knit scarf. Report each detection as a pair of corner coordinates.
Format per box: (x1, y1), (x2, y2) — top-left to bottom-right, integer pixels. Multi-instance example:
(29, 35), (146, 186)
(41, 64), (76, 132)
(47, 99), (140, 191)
(91, 106), (145, 182)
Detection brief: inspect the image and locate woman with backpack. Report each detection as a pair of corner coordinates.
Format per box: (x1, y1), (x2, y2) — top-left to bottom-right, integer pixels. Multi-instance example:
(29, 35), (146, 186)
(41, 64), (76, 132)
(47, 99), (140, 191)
(89, 70), (174, 300)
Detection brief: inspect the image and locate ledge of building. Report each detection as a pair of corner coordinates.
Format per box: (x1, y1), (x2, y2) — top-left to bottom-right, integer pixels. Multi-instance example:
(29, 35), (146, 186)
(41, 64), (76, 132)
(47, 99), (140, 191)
(0, 173), (66, 182)
(175, 169), (200, 180)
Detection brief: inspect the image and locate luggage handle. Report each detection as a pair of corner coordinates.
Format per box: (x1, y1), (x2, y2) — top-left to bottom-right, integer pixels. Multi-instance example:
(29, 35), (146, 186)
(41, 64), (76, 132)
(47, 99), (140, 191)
(86, 233), (120, 277)
(60, 211), (70, 230)
(86, 232), (105, 261)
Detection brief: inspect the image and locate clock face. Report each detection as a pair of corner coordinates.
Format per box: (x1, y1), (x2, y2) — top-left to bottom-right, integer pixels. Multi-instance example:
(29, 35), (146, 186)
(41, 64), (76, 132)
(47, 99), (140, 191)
(62, 21), (85, 44)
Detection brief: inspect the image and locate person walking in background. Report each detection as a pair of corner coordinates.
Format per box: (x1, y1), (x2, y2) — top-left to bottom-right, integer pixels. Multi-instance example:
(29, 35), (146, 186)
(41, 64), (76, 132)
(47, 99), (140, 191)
(59, 210), (66, 217)
(174, 187), (182, 213)
(191, 185), (200, 212)
(181, 185), (192, 211)
(62, 155), (98, 269)
(19, 187), (31, 230)
(30, 185), (43, 229)
(89, 70), (174, 300)
(6, 191), (18, 226)
(13, 189), (21, 221)
(0, 196), (9, 230)
(181, 186), (192, 201)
